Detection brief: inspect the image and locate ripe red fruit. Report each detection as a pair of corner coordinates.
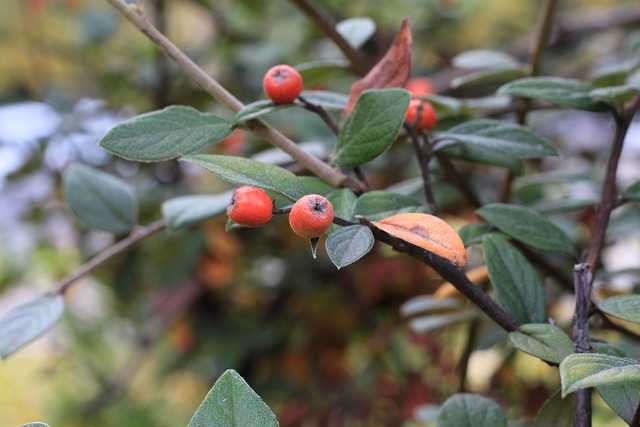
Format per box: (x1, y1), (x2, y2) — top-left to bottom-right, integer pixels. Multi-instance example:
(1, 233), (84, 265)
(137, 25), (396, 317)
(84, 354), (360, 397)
(289, 194), (334, 239)
(227, 186), (273, 227)
(404, 76), (435, 98)
(263, 64), (303, 104)
(405, 99), (437, 133)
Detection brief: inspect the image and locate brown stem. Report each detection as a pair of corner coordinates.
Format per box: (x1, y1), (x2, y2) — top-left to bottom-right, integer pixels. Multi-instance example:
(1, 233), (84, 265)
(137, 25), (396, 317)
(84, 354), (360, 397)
(287, 0), (370, 75)
(299, 96), (340, 136)
(51, 218), (167, 295)
(406, 123), (438, 216)
(435, 153), (482, 210)
(572, 262), (593, 427)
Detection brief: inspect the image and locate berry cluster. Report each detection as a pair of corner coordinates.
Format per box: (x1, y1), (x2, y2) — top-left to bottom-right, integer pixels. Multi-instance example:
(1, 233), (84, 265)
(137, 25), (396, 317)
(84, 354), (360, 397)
(227, 186), (334, 239)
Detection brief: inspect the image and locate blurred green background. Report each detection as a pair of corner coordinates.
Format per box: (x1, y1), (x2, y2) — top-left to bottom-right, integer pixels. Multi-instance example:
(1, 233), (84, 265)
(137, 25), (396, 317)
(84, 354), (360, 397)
(0, 0), (639, 426)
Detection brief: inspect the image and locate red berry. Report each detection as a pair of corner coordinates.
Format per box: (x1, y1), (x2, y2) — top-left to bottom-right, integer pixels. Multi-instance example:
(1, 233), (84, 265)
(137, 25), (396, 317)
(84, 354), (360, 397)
(405, 99), (437, 133)
(263, 64), (303, 104)
(227, 186), (273, 227)
(288, 194), (334, 239)
(404, 76), (436, 98)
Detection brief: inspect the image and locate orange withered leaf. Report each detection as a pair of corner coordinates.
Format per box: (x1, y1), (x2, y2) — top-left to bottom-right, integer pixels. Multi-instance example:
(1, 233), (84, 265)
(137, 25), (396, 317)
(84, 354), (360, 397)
(343, 17), (412, 117)
(371, 213), (467, 267)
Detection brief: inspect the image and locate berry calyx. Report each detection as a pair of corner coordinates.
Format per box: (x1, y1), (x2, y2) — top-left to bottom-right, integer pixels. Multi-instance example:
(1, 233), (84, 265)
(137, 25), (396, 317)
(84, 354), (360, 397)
(263, 64), (303, 104)
(288, 194), (334, 239)
(227, 186), (273, 227)
(405, 99), (437, 133)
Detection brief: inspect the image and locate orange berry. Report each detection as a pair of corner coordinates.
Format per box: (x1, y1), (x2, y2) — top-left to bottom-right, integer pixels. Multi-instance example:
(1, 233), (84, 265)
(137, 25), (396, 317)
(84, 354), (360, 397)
(405, 99), (437, 133)
(404, 76), (436, 98)
(227, 186), (273, 227)
(263, 64), (303, 104)
(288, 194), (334, 239)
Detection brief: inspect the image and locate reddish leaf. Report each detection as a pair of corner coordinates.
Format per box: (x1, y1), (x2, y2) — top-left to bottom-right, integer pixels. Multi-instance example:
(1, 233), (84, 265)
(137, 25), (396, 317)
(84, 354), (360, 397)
(343, 18), (412, 117)
(372, 213), (467, 267)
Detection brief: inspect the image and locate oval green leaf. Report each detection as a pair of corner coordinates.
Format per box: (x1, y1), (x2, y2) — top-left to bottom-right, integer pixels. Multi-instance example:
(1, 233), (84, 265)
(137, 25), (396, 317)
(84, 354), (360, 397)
(476, 203), (576, 257)
(233, 100), (296, 123)
(162, 192), (233, 231)
(352, 190), (423, 221)
(483, 233), (547, 324)
(533, 390), (573, 427)
(188, 369), (278, 427)
(182, 154), (307, 201)
(497, 77), (611, 112)
(409, 311), (478, 334)
(99, 105), (233, 161)
(0, 295), (65, 359)
(597, 383), (640, 424)
(452, 49), (522, 70)
(560, 353), (640, 397)
(437, 393), (507, 427)
(326, 188), (357, 234)
(590, 85), (639, 105)
(400, 296), (464, 317)
(598, 295), (640, 324)
(299, 90), (349, 111)
(20, 423), (51, 427)
(64, 164), (137, 233)
(509, 323), (574, 364)
(296, 60), (350, 88)
(622, 180), (640, 202)
(333, 89), (410, 167)
(437, 119), (558, 159)
(451, 67), (525, 89)
(326, 225), (375, 269)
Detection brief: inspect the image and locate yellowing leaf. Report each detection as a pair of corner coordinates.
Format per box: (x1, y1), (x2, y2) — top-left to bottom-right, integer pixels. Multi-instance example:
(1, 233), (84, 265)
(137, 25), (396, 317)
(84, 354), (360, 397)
(372, 213), (467, 267)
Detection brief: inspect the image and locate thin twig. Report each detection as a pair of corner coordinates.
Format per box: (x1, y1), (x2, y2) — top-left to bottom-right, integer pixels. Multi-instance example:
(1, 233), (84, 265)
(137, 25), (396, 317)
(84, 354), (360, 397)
(572, 263), (592, 427)
(50, 218), (167, 295)
(287, 0), (370, 75)
(103, 0), (361, 192)
(299, 96), (340, 136)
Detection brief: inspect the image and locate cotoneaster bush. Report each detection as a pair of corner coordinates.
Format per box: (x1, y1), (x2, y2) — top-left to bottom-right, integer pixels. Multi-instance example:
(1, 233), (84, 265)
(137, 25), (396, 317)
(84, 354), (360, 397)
(2, 2), (640, 427)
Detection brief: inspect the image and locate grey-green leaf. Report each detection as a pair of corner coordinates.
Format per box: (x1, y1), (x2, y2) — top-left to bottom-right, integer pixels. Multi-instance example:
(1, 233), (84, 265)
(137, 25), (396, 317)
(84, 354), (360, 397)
(336, 17), (376, 49)
(182, 154), (307, 201)
(20, 423), (51, 427)
(452, 49), (522, 70)
(99, 105), (233, 162)
(451, 67), (525, 89)
(326, 225), (375, 269)
(162, 192), (233, 231)
(352, 190), (423, 221)
(509, 323), (574, 364)
(598, 295), (640, 324)
(333, 89), (410, 167)
(299, 90), (349, 111)
(589, 85), (639, 105)
(483, 233), (546, 324)
(0, 295), (65, 359)
(326, 188), (357, 234)
(234, 100), (296, 123)
(476, 203), (576, 257)
(437, 393), (507, 427)
(497, 77), (611, 112)
(622, 180), (640, 202)
(400, 296), (464, 317)
(437, 119), (558, 159)
(560, 353), (640, 397)
(188, 369), (278, 427)
(64, 164), (137, 233)
(533, 390), (573, 427)
(409, 311), (478, 334)
(597, 382), (640, 424)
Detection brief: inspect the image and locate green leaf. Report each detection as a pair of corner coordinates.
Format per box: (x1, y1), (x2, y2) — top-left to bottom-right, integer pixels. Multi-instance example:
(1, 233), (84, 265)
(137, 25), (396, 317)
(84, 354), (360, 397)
(64, 164), (137, 233)
(436, 393), (507, 427)
(509, 323), (574, 364)
(182, 154), (307, 201)
(333, 89), (410, 167)
(326, 225), (374, 269)
(162, 192), (233, 231)
(352, 191), (424, 221)
(622, 180), (640, 202)
(440, 143), (523, 172)
(437, 119), (558, 159)
(452, 49), (522, 70)
(400, 296), (464, 317)
(188, 369), (278, 427)
(451, 67), (525, 89)
(560, 353), (640, 397)
(99, 106), (233, 161)
(476, 203), (576, 257)
(299, 176), (335, 196)
(0, 295), (64, 359)
(533, 390), (572, 427)
(299, 90), (349, 111)
(409, 311), (478, 334)
(336, 17), (376, 49)
(19, 423), (51, 427)
(497, 77), (611, 112)
(597, 382), (640, 424)
(296, 60), (350, 88)
(234, 100), (296, 123)
(458, 223), (493, 247)
(598, 295), (640, 324)
(483, 233), (546, 324)
(589, 85), (639, 105)
(326, 188), (357, 234)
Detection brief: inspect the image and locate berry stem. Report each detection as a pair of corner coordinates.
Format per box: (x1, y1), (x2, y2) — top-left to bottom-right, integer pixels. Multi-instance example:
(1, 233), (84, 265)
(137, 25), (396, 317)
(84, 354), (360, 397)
(299, 96), (340, 137)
